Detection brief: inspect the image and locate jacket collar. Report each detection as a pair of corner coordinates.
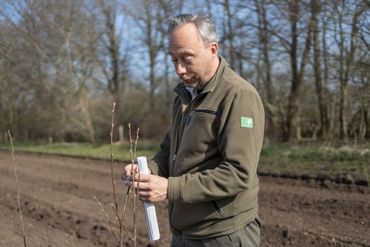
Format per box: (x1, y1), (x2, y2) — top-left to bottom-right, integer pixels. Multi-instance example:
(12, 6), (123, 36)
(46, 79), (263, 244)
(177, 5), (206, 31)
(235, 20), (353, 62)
(174, 83), (192, 104)
(174, 57), (228, 104)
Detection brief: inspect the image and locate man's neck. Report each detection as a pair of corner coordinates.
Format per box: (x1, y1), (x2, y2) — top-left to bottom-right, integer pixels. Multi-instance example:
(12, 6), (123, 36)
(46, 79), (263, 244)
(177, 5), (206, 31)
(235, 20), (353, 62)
(199, 57), (220, 88)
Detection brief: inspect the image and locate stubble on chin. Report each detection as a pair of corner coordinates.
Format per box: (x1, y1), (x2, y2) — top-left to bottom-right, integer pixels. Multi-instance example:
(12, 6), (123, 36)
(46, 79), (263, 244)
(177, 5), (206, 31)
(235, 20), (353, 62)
(185, 82), (199, 88)
(181, 78), (198, 88)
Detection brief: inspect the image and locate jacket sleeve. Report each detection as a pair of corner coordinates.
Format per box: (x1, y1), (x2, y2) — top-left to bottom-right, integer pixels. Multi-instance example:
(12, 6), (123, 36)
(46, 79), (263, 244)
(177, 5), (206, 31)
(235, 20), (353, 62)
(148, 131), (170, 178)
(167, 87), (265, 202)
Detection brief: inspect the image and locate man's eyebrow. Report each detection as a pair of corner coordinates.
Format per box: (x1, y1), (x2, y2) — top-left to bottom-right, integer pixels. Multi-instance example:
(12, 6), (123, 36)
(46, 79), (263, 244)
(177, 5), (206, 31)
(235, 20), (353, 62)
(168, 49), (195, 56)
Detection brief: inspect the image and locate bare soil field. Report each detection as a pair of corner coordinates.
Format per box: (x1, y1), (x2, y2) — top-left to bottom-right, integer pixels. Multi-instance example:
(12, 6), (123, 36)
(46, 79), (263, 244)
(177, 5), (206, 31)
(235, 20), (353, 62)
(0, 151), (369, 247)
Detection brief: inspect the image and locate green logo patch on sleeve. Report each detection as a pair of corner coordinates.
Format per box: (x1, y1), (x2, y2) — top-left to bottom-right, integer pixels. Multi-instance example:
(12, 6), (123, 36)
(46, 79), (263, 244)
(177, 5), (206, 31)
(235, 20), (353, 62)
(240, 116), (253, 128)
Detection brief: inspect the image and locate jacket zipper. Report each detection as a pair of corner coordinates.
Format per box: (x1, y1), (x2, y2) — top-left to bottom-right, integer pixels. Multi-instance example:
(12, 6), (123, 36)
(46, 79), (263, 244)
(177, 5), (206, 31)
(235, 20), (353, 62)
(212, 201), (224, 215)
(193, 109), (218, 116)
(169, 91), (209, 235)
(171, 92), (206, 176)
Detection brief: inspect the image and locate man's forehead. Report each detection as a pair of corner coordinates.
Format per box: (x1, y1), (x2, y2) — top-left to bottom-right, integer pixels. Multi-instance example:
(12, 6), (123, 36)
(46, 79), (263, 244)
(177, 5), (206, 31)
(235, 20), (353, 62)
(168, 36), (205, 56)
(168, 48), (195, 56)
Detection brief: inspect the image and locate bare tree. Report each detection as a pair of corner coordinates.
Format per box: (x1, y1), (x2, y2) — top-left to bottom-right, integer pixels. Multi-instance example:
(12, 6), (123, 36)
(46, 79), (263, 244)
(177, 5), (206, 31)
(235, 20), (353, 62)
(94, 0), (130, 125)
(124, 0), (182, 111)
(1, 0), (369, 142)
(1, 0), (101, 142)
(253, 0), (277, 139)
(311, 0), (330, 139)
(282, 0), (313, 141)
(222, 0), (237, 69)
(333, 0), (367, 141)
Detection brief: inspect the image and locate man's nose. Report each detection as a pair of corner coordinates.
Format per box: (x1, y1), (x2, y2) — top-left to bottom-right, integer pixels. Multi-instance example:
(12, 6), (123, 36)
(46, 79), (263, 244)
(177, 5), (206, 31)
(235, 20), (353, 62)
(175, 62), (187, 75)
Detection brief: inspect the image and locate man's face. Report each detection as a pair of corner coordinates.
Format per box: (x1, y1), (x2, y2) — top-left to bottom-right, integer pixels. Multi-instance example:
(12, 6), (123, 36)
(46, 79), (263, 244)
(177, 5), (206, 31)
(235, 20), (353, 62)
(169, 23), (216, 88)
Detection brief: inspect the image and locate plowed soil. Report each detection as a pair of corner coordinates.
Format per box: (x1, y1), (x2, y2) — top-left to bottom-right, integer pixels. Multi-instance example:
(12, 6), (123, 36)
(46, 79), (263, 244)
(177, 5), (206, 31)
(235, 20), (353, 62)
(0, 151), (369, 247)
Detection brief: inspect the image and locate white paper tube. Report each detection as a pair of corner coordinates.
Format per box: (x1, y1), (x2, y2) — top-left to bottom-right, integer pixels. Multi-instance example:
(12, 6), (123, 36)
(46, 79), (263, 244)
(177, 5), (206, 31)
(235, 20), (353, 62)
(137, 156), (160, 241)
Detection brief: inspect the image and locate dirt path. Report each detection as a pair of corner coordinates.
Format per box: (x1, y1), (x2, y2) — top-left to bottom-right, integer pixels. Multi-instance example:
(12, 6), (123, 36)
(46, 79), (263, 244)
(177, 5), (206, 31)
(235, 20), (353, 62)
(0, 151), (368, 246)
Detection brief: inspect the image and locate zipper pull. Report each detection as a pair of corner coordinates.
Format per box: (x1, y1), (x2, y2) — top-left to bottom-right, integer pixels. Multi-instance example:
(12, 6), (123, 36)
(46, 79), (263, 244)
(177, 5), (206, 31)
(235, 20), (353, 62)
(172, 154), (177, 162)
(212, 201), (224, 215)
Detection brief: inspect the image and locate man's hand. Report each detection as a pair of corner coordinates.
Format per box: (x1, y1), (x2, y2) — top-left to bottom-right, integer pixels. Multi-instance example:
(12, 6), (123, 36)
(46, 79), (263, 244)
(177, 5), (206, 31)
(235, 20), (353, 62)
(121, 164), (168, 202)
(121, 164), (139, 182)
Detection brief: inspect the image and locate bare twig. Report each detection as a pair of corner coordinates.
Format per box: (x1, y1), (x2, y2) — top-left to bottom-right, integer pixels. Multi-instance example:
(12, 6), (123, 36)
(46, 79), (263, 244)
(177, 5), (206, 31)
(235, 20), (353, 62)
(134, 128), (140, 160)
(110, 102), (118, 212)
(128, 123), (136, 247)
(108, 102), (132, 246)
(133, 127), (140, 247)
(128, 123), (140, 247)
(107, 122), (140, 246)
(7, 130), (27, 247)
(120, 191), (131, 246)
(110, 102), (132, 247)
(92, 195), (120, 243)
(110, 203), (133, 242)
(129, 123), (134, 187)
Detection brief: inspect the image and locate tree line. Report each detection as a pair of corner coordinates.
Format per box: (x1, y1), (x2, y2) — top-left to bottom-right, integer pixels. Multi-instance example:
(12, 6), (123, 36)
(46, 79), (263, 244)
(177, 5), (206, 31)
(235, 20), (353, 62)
(0, 0), (369, 143)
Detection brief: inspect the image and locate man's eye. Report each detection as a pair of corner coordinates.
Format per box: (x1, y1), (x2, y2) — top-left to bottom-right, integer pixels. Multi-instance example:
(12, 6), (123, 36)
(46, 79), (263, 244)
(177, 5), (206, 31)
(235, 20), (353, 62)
(183, 57), (192, 64)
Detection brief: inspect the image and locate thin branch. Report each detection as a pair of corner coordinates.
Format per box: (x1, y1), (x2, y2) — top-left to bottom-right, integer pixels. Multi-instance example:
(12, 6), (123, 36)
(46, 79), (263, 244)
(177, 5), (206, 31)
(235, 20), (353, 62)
(121, 191), (131, 232)
(134, 128), (140, 160)
(109, 102), (132, 246)
(133, 127), (140, 247)
(110, 203), (132, 243)
(92, 195), (120, 243)
(110, 102), (118, 212)
(8, 130), (27, 247)
(128, 123), (137, 247)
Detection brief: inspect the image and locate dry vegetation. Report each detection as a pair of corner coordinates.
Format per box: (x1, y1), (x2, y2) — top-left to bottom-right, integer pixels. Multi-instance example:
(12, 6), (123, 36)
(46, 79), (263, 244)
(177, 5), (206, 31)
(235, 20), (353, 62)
(0, 0), (368, 144)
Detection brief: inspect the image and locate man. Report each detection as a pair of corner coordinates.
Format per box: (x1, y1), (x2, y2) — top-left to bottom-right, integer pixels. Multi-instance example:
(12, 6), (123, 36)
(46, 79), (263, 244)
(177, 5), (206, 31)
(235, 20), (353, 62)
(122, 13), (265, 246)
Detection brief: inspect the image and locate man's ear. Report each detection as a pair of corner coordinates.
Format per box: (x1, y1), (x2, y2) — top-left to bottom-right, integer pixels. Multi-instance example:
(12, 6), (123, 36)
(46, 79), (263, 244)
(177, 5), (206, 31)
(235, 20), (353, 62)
(210, 42), (218, 60)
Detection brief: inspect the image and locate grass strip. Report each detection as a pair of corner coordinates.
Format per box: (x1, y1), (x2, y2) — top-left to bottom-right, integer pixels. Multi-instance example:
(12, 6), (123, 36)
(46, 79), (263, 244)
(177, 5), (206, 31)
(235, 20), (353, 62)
(1, 142), (369, 185)
(0, 142), (157, 162)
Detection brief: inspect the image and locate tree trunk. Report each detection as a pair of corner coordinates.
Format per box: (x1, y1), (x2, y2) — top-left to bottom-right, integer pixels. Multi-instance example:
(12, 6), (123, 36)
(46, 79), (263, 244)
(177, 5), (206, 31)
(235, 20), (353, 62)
(255, 0), (275, 139)
(223, 0), (236, 70)
(99, 0), (122, 120)
(311, 0), (329, 139)
(285, 0), (313, 141)
(79, 86), (96, 144)
(338, 2), (365, 141)
(322, 12), (333, 139)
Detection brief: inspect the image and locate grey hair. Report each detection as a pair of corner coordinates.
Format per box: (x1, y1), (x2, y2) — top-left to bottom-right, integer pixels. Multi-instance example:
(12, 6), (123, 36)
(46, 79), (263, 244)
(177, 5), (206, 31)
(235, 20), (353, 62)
(168, 13), (218, 45)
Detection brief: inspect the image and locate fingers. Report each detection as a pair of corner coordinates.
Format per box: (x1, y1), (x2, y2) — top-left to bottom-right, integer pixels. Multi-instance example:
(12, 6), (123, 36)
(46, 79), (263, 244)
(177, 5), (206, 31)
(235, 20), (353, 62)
(123, 164), (138, 176)
(122, 174), (151, 188)
(123, 180), (145, 190)
(121, 173), (168, 202)
(121, 164), (141, 186)
(137, 189), (155, 202)
(137, 190), (161, 202)
(139, 195), (150, 201)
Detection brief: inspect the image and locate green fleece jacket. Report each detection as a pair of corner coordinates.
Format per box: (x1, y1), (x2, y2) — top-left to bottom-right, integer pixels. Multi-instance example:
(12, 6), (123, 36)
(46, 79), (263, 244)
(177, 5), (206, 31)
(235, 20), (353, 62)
(149, 57), (265, 239)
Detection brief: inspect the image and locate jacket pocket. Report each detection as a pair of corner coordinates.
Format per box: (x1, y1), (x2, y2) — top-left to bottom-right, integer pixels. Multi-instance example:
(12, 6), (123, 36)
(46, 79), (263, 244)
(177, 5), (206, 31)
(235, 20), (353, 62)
(194, 109), (218, 116)
(185, 109), (218, 126)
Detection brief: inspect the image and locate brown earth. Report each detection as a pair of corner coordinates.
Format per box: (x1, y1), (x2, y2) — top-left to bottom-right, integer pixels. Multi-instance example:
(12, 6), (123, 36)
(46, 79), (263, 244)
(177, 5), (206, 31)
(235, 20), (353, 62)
(0, 151), (369, 247)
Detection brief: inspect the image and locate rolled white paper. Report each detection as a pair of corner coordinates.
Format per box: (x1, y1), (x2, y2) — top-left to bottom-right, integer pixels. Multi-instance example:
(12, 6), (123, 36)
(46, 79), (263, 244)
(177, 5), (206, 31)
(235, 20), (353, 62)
(137, 156), (160, 241)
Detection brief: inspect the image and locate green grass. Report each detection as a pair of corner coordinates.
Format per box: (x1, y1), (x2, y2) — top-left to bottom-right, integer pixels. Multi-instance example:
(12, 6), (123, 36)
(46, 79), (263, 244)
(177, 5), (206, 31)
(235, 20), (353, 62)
(259, 143), (370, 184)
(1, 141), (369, 184)
(0, 141), (158, 162)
